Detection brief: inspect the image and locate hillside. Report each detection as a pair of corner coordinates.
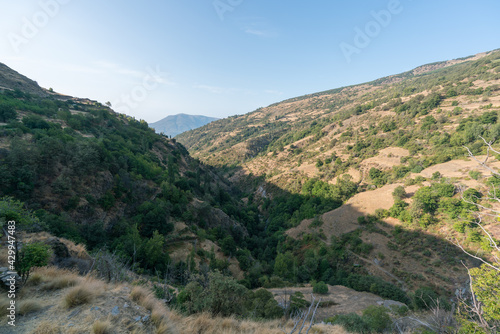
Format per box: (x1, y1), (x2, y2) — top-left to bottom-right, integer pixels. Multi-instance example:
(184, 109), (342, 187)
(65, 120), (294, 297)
(1, 51), (499, 333)
(0, 62), (48, 97)
(150, 113), (219, 137)
(0, 73), (250, 281)
(176, 50), (500, 301)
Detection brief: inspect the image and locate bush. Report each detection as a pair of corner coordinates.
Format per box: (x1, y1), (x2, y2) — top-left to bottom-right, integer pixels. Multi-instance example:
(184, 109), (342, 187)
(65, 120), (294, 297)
(0, 103), (16, 122)
(413, 287), (440, 310)
(313, 281), (329, 294)
(246, 289), (283, 319)
(362, 305), (391, 332)
(332, 313), (371, 333)
(178, 272), (248, 317)
(392, 186), (406, 200)
(17, 242), (51, 283)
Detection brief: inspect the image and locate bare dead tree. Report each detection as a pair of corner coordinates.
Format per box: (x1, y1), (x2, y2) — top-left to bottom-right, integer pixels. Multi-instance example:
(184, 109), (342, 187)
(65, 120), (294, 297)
(426, 298), (456, 333)
(92, 249), (130, 283)
(279, 294), (321, 334)
(454, 138), (500, 333)
(392, 295), (456, 334)
(459, 136), (500, 272)
(454, 262), (492, 331)
(154, 269), (175, 304)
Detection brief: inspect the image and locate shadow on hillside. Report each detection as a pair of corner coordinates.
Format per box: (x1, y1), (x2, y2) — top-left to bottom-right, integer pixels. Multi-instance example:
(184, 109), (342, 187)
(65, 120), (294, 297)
(209, 163), (481, 296)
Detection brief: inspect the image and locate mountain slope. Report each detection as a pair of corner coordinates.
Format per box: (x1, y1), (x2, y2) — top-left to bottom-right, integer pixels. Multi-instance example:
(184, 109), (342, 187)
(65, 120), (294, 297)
(150, 113), (219, 137)
(177, 50), (500, 189)
(1, 54), (499, 332)
(0, 62), (48, 97)
(176, 49), (500, 293)
(0, 69), (248, 279)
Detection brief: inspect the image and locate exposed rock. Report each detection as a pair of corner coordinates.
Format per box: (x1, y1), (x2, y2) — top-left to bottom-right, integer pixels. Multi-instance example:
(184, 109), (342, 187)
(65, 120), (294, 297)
(377, 300), (407, 309)
(0, 267), (21, 290)
(111, 306), (120, 316)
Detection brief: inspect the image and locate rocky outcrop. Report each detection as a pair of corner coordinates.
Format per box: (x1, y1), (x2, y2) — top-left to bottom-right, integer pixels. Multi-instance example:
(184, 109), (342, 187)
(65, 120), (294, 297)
(0, 267), (21, 290)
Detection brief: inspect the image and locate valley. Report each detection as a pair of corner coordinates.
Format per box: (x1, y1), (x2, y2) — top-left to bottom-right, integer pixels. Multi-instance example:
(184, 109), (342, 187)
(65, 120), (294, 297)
(1, 49), (500, 333)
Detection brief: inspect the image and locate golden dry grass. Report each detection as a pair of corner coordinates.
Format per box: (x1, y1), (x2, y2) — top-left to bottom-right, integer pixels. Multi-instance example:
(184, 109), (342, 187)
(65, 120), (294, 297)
(130, 285), (163, 312)
(0, 248), (8, 267)
(60, 237), (91, 260)
(63, 278), (104, 308)
(27, 266), (82, 290)
(42, 274), (80, 291)
(18, 299), (43, 316)
(152, 307), (168, 326)
(155, 321), (178, 334)
(129, 286), (180, 333)
(130, 285), (152, 303)
(92, 318), (114, 334)
(26, 272), (45, 286)
(30, 321), (63, 334)
(172, 313), (350, 334)
(0, 294), (10, 324)
(179, 313), (283, 334)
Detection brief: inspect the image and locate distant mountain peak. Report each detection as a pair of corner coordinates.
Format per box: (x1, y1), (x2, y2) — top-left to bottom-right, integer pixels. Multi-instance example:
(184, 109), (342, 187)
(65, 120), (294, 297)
(150, 113), (219, 137)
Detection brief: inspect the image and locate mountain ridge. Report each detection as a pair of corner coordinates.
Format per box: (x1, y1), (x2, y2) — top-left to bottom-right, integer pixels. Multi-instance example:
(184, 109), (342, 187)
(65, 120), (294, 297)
(0, 62), (48, 97)
(150, 113), (219, 137)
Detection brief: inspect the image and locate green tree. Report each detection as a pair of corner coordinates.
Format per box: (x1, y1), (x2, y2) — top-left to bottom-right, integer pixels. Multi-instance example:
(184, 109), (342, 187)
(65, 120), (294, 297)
(470, 264), (500, 324)
(143, 231), (166, 270)
(0, 103), (16, 122)
(392, 186), (406, 200)
(458, 142), (500, 332)
(362, 305), (391, 333)
(17, 242), (51, 283)
(206, 271), (248, 317)
(313, 281), (329, 294)
(274, 251), (296, 281)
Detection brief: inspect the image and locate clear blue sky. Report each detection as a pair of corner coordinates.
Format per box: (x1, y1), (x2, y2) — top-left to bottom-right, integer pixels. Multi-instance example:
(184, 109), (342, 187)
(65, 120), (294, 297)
(1, 0), (499, 123)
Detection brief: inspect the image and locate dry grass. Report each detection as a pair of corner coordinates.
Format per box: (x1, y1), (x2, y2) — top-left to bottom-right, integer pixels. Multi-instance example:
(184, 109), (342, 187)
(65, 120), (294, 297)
(129, 286), (180, 333)
(0, 294), (10, 324)
(172, 314), (350, 334)
(155, 320), (178, 334)
(30, 321), (63, 334)
(130, 285), (152, 303)
(27, 266), (82, 290)
(130, 285), (162, 312)
(0, 248), (8, 266)
(152, 307), (168, 326)
(18, 299), (43, 316)
(60, 237), (91, 260)
(63, 279), (104, 308)
(26, 271), (45, 286)
(42, 274), (80, 291)
(92, 318), (114, 334)
(179, 313), (287, 334)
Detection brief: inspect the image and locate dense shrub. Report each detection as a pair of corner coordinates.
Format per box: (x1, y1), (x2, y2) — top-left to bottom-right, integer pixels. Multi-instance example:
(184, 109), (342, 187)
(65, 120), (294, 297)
(312, 281), (329, 294)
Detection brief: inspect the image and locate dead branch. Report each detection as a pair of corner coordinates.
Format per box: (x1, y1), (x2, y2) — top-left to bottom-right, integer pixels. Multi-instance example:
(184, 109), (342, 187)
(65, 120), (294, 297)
(279, 294), (322, 334)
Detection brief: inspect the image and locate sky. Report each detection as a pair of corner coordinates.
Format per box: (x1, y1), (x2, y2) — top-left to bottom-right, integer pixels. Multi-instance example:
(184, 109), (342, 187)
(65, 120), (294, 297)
(0, 0), (499, 123)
